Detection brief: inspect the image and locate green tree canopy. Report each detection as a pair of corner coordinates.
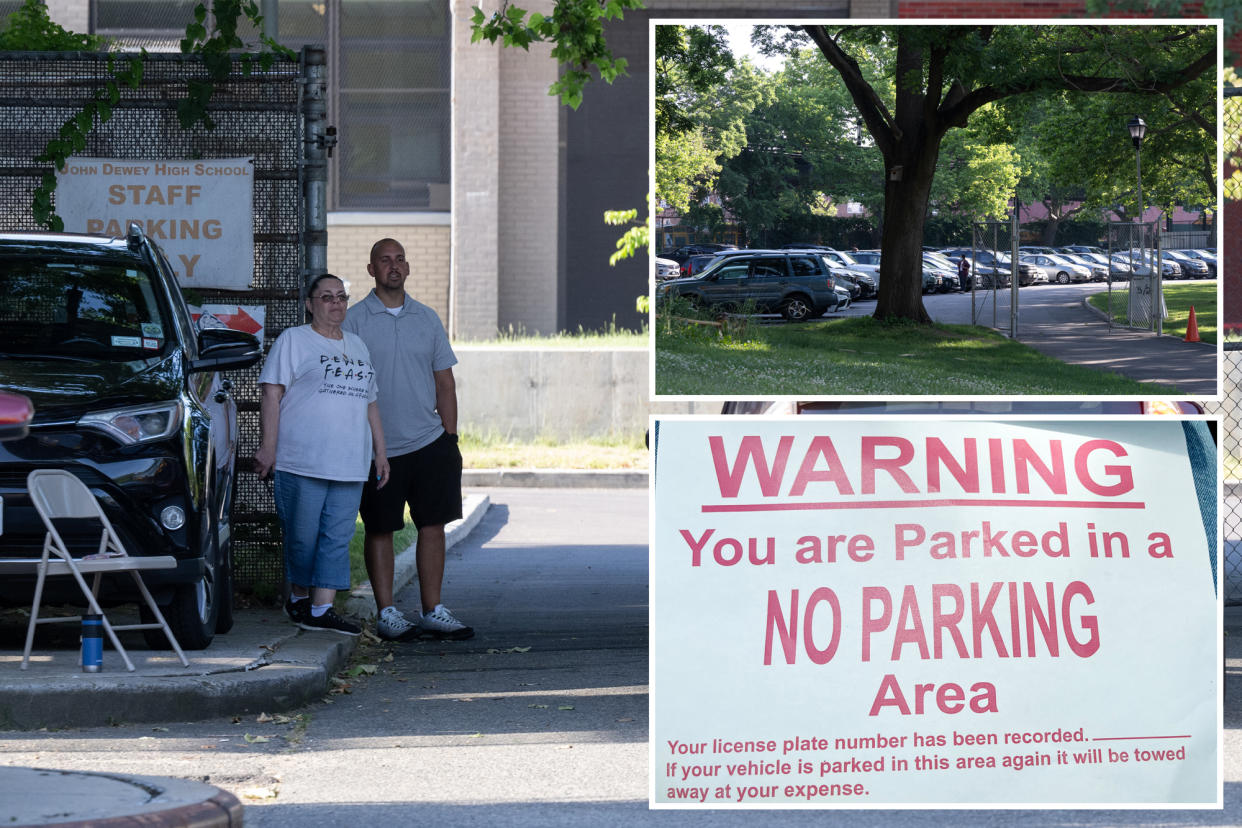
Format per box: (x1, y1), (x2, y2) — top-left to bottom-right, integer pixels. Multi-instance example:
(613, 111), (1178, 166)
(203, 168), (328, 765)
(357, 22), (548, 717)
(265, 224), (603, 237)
(786, 24), (1216, 323)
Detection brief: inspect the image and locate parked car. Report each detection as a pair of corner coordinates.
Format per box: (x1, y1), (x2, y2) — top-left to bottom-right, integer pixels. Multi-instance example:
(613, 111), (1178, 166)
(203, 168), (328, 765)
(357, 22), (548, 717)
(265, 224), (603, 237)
(1189, 249), (1218, 275)
(1058, 244), (1106, 256)
(680, 254), (717, 279)
(657, 243), (738, 266)
(0, 226), (261, 649)
(655, 257), (680, 281)
(1020, 253), (1088, 284)
(1164, 250), (1211, 279)
(820, 247), (880, 281)
(0, 390), (33, 442)
(1118, 249), (1180, 280)
(722, 399), (1206, 415)
(1073, 251), (1127, 281)
(1182, 249), (1218, 277)
(656, 250), (851, 321)
(1058, 252), (1108, 282)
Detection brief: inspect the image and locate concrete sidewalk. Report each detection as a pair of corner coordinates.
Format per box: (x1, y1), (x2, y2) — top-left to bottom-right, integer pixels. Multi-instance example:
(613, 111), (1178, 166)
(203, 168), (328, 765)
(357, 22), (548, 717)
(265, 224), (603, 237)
(0, 493), (492, 827)
(1024, 296), (1220, 396)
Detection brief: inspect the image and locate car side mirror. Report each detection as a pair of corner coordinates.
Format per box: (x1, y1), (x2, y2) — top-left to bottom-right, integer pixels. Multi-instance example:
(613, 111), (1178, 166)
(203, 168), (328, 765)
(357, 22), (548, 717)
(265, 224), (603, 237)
(189, 328), (261, 373)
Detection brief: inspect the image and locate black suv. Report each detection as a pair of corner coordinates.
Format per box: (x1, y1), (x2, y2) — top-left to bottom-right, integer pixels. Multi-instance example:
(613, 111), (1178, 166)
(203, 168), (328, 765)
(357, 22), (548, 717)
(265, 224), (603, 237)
(0, 226), (260, 649)
(656, 250), (851, 321)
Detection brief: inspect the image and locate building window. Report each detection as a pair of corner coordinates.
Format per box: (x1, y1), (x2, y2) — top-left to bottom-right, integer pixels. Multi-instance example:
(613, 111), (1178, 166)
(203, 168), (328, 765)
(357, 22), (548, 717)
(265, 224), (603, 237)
(91, 0), (450, 212)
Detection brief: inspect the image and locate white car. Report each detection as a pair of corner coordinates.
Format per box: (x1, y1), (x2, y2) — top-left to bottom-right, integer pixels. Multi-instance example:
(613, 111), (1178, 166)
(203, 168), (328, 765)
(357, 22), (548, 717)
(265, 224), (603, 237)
(655, 257), (680, 281)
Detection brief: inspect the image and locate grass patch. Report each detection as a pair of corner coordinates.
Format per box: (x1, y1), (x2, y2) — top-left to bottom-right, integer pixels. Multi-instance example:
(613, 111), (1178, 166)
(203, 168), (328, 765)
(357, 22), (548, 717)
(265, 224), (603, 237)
(655, 314), (1182, 395)
(1085, 281), (1216, 343)
(347, 508), (417, 588)
(461, 430), (648, 469)
(454, 319), (647, 348)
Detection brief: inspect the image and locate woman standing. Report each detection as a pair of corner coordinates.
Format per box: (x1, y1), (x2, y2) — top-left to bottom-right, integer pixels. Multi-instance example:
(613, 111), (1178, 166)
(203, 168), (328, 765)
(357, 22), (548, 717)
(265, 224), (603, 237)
(254, 274), (390, 635)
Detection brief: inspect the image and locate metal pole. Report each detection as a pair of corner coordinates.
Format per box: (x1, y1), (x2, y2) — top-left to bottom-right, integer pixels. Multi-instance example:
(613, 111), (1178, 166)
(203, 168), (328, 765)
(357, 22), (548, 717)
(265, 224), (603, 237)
(261, 0), (278, 41)
(301, 46), (331, 290)
(1009, 195), (1019, 339)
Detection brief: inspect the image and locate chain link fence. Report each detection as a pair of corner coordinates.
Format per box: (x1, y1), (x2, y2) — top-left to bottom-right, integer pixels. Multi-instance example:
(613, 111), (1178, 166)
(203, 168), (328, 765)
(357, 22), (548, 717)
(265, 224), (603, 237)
(0, 49), (309, 593)
(1218, 81), (1240, 604)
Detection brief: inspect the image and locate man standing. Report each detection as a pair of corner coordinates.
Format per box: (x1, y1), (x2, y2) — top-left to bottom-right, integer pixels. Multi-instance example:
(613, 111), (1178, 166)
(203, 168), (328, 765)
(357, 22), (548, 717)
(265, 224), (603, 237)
(957, 255), (971, 291)
(343, 238), (473, 642)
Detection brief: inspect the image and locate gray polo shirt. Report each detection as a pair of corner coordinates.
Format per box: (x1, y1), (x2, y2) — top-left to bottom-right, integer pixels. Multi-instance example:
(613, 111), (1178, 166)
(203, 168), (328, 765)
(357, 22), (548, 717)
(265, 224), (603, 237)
(343, 289), (457, 456)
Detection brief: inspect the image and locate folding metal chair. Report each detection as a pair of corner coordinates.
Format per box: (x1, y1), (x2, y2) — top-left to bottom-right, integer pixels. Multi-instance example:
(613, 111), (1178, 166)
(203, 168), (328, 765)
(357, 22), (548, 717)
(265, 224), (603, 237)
(19, 469), (188, 671)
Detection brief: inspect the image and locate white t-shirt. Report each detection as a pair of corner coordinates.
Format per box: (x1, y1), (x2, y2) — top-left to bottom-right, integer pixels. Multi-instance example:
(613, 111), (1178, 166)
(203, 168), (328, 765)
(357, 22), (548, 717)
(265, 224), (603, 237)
(258, 325), (378, 481)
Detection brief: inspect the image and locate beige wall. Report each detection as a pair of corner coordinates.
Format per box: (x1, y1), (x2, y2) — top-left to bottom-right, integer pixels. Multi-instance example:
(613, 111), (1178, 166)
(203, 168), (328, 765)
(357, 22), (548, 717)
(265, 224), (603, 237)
(329, 224), (452, 328)
(45, 0), (88, 32)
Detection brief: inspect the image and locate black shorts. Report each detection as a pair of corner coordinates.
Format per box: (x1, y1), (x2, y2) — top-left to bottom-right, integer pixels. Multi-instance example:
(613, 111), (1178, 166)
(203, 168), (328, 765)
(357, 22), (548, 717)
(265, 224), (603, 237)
(359, 431), (463, 532)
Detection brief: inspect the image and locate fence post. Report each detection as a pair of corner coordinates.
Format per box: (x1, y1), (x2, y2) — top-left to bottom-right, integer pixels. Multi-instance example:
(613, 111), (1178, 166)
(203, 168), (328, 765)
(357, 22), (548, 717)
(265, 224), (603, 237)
(300, 46), (332, 288)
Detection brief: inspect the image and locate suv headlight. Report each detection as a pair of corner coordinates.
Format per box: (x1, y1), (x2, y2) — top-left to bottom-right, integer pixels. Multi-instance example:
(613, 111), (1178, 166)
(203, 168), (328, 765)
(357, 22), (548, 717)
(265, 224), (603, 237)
(79, 401), (183, 445)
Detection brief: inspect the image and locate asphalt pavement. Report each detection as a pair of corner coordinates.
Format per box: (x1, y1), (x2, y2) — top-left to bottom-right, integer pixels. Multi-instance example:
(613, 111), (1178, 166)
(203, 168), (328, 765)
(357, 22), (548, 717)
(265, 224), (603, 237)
(0, 490), (499, 826)
(0, 481), (1238, 827)
(824, 282), (1218, 396)
(929, 282), (1218, 396)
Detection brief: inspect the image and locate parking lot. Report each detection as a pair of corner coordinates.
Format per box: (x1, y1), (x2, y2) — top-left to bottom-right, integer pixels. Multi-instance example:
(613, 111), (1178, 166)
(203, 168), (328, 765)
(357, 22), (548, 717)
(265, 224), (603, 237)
(766, 278), (1218, 327)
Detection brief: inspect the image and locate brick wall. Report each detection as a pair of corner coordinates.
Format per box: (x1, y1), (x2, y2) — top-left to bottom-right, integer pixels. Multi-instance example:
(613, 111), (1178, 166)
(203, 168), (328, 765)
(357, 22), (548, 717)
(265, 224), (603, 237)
(329, 224), (452, 328)
(498, 3), (561, 336)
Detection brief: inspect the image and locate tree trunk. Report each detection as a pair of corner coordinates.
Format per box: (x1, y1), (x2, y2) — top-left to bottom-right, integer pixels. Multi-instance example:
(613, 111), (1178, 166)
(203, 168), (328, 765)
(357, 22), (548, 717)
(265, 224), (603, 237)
(873, 170), (936, 323)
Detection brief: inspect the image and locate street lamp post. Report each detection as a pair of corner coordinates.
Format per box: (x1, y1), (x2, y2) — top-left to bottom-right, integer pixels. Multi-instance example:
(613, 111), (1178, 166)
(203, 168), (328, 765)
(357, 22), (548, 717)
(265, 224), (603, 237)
(1127, 115), (1158, 333)
(1128, 115), (1146, 225)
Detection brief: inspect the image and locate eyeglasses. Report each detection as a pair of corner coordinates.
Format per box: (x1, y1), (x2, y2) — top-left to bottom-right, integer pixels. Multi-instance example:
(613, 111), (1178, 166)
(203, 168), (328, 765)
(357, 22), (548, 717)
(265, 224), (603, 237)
(312, 293), (349, 304)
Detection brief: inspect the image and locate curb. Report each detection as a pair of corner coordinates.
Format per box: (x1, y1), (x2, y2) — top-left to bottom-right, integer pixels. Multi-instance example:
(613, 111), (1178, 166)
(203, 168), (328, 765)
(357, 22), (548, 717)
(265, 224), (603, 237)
(344, 492), (490, 622)
(462, 469), (648, 489)
(0, 768), (243, 828)
(0, 624), (357, 732)
(1078, 294), (1218, 347)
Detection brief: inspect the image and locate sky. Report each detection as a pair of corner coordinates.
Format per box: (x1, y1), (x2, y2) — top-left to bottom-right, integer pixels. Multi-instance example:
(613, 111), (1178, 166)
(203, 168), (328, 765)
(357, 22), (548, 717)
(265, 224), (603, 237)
(721, 22), (783, 73)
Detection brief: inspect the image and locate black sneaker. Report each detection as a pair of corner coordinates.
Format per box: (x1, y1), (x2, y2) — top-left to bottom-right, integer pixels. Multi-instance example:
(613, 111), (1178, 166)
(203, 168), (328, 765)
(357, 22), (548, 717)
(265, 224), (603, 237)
(285, 596), (310, 624)
(297, 607), (362, 636)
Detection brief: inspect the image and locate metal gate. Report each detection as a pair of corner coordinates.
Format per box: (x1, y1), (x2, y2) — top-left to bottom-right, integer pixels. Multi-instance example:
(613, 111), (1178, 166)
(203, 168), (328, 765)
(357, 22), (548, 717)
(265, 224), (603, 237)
(969, 219), (1019, 335)
(0, 48), (322, 594)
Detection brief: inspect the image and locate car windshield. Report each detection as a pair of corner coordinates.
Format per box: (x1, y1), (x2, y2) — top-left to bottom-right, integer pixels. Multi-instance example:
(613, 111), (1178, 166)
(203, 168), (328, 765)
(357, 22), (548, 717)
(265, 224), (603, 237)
(0, 255), (172, 361)
(693, 256), (734, 279)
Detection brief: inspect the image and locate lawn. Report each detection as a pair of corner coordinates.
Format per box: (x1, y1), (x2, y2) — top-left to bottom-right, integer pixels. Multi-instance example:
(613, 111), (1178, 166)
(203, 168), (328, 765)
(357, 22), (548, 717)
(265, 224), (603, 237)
(347, 508), (417, 589)
(460, 431), (647, 469)
(655, 314), (1182, 396)
(1085, 281), (1216, 343)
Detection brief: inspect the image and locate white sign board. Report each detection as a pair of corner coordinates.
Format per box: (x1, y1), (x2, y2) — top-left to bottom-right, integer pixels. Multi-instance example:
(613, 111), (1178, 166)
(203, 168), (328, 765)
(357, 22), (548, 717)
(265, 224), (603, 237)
(56, 157), (255, 290)
(651, 417), (1219, 807)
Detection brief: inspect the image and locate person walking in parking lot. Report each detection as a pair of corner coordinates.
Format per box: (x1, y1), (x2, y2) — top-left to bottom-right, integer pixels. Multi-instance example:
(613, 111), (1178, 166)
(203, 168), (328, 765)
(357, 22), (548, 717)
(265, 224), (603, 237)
(255, 274), (390, 636)
(343, 238), (473, 643)
(957, 255), (970, 291)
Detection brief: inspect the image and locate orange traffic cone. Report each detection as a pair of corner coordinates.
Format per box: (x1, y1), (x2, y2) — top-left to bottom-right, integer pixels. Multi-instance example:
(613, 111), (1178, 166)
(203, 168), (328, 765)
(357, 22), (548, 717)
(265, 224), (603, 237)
(1185, 305), (1200, 343)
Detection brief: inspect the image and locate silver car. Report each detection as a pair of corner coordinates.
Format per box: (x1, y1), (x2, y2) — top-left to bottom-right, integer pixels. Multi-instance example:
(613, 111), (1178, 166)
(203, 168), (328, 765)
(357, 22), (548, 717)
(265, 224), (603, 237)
(1020, 253), (1088, 284)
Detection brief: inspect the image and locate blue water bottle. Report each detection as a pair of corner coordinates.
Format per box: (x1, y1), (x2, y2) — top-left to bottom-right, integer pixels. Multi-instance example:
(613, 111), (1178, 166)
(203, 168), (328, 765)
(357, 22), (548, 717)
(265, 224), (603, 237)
(81, 614), (102, 672)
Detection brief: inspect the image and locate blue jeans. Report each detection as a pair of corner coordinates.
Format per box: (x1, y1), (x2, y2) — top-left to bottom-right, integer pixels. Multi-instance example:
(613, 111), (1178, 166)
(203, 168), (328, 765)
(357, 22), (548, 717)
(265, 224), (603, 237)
(273, 471), (364, 591)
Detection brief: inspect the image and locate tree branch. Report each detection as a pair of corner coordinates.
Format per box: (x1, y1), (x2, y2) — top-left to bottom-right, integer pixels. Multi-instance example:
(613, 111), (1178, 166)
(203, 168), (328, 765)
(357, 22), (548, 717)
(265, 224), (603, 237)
(802, 25), (898, 160)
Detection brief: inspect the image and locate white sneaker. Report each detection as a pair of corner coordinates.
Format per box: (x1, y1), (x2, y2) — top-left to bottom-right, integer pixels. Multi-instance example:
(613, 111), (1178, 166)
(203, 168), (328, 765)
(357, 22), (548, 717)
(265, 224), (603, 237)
(377, 606), (422, 642)
(418, 604), (474, 640)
